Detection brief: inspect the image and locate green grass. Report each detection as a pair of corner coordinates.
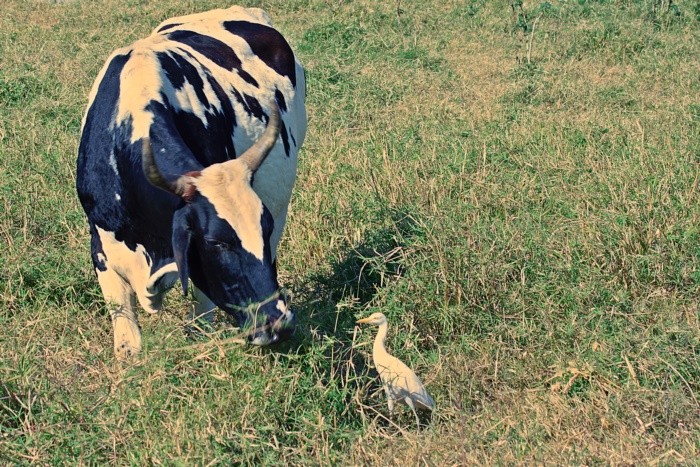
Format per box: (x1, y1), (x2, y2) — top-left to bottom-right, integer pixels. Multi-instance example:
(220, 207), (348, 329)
(2, 0), (700, 463)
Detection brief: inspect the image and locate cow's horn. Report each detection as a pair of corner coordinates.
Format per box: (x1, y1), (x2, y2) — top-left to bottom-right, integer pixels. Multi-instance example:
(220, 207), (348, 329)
(142, 138), (178, 194)
(237, 102), (280, 173)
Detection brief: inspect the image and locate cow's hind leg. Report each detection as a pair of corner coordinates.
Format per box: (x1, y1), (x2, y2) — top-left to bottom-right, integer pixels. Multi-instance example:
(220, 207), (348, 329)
(97, 267), (141, 359)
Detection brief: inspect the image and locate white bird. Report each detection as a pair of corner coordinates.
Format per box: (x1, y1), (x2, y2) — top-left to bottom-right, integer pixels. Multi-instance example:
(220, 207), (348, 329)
(356, 312), (434, 426)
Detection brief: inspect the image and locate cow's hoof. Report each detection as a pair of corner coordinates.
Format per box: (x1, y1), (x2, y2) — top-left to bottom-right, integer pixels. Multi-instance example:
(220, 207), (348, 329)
(114, 340), (140, 360)
(113, 316), (141, 360)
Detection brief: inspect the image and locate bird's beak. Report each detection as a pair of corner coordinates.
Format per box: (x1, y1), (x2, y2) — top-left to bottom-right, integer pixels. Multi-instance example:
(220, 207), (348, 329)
(356, 317), (371, 324)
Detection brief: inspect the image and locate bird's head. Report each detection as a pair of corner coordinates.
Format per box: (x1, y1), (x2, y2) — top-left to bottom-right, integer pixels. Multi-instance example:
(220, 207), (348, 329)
(356, 312), (387, 326)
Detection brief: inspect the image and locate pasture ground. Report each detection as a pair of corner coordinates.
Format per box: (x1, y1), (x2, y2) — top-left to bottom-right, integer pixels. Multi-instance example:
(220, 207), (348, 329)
(1, 0), (699, 464)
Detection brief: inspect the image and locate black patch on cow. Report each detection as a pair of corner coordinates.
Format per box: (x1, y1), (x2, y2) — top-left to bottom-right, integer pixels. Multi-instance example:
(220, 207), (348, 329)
(229, 88), (289, 157)
(168, 30), (259, 87)
(155, 47), (239, 164)
(77, 51), (132, 220)
(229, 88), (245, 112)
(230, 88), (263, 121)
(90, 225), (108, 272)
(80, 100), (181, 273)
(274, 88), (287, 112)
(158, 22), (182, 33)
(273, 88), (295, 151)
(290, 131), (297, 148)
(147, 61), (237, 170)
(157, 51), (185, 89)
(205, 72), (237, 160)
(223, 21), (296, 87)
(279, 120), (290, 157)
(168, 30), (238, 71)
(238, 69), (259, 87)
(147, 99), (210, 169)
(78, 52), (131, 176)
(181, 199), (280, 317)
(157, 51), (210, 108)
(243, 93), (264, 121)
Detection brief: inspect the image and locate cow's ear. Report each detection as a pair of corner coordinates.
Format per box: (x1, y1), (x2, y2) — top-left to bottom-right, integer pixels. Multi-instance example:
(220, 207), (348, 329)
(172, 207), (192, 296)
(176, 172), (201, 203)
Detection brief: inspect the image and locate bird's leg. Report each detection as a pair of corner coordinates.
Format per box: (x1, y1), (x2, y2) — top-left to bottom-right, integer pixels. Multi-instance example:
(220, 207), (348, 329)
(405, 397), (420, 428)
(384, 385), (395, 417)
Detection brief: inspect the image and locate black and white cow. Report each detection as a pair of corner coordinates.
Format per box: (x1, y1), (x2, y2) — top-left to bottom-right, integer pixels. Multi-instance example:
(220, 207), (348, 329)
(76, 6), (306, 358)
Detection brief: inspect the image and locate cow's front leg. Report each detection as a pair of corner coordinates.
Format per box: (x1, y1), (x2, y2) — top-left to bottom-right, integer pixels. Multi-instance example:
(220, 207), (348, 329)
(185, 285), (216, 336)
(111, 304), (141, 359)
(97, 267), (141, 359)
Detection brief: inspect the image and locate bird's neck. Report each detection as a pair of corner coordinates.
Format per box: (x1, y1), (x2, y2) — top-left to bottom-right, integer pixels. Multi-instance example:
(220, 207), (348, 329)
(373, 321), (389, 358)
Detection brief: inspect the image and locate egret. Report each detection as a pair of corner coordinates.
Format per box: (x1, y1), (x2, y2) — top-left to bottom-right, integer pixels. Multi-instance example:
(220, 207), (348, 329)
(356, 312), (434, 426)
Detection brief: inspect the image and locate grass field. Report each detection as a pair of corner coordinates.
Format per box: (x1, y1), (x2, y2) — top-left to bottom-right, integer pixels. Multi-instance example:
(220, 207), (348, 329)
(2, 0), (700, 463)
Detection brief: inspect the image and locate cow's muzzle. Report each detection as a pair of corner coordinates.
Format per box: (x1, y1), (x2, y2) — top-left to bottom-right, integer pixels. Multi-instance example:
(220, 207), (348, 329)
(250, 310), (295, 345)
(226, 288), (295, 345)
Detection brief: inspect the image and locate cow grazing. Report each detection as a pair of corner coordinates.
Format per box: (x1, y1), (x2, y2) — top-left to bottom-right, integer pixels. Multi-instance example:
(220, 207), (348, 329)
(76, 6), (306, 358)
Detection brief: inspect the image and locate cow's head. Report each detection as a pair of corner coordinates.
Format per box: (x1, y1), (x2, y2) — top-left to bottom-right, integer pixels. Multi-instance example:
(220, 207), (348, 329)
(142, 105), (294, 345)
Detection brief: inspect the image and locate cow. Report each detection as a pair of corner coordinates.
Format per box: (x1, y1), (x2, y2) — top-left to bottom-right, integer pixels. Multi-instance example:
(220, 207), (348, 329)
(76, 6), (306, 359)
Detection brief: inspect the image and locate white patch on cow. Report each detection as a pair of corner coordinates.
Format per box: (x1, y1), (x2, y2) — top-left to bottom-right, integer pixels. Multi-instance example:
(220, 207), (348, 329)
(146, 262), (178, 291)
(115, 193), (121, 202)
(96, 226), (160, 313)
(194, 161), (265, 261)
(249, 125), (296, 260)
(115, 49), (164, 143)
(153, 6), (273, 36)
(108, 150), (119, 175)
(252, 334), (273, 346)
(202, 79), (222, 112)
(143, 262), (179, 313)
(111, 304), (142, 360)
(81, 46), (132, 133)
(276, 299), (293, 321)
(94, 241), (141, 359)
(158, 18), (275, 112)
(154, 51), (221, 127)
(174, 80), (209, 126)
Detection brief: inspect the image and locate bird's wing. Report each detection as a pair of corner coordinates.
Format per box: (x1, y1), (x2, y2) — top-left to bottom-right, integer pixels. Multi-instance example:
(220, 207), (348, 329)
(376, 355), (434, 410)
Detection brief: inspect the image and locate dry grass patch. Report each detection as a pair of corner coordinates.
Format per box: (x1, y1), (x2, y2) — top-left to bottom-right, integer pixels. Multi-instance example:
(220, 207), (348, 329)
(443, 40), (515, 124)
